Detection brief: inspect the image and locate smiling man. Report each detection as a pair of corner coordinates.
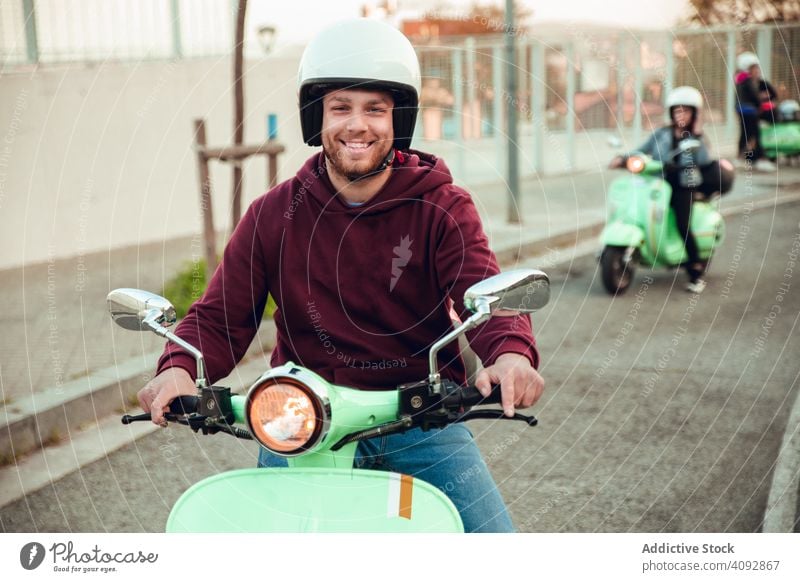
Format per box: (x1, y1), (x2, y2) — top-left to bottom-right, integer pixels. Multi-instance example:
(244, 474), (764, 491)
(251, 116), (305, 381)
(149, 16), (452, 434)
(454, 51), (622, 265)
(139, 18), (543, 532)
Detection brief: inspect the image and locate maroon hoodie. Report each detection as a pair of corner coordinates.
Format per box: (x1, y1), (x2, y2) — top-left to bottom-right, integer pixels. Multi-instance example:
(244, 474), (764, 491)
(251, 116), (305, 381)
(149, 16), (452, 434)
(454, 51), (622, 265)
(157, 150), (538, 390)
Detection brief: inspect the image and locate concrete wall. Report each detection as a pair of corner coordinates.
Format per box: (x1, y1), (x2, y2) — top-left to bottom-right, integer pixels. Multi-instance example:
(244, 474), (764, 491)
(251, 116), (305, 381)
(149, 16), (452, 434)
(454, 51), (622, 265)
(0, 48), (314, 270)
(0, 48), (741, 270)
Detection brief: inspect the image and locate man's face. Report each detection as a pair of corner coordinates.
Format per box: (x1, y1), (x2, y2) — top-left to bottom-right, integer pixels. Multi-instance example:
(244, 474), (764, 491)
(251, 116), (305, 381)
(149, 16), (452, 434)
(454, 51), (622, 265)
(321, 89), (394, 182)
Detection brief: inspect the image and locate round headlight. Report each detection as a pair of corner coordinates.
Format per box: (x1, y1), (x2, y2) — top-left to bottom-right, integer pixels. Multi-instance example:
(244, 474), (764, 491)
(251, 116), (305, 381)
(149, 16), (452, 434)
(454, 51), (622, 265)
(246, 378), (326, 455)
(626, 156), (646, 174)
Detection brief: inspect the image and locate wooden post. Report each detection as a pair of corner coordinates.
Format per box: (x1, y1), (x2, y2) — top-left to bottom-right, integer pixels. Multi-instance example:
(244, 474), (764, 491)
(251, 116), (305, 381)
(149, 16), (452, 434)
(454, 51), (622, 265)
(194, 118), (217, 278)
(231, 0), (248, 230)
(267, 152), (278, 189)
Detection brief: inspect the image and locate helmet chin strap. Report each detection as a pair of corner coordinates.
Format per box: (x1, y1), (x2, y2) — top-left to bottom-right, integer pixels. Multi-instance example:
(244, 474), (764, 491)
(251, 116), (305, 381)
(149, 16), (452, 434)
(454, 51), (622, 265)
(347, 148), (396, 183)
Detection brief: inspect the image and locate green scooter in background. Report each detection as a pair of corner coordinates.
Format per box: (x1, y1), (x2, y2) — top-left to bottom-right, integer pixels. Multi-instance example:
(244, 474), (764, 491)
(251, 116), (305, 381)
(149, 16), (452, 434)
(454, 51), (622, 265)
(107, 268), (549, 532)
(600, 139), (726, 295)
(761, 100), (800, 164)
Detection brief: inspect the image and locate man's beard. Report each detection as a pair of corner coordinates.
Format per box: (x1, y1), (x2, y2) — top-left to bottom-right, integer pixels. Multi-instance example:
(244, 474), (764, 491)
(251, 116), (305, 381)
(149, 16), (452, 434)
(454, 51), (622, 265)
(323, 140), (393, 183)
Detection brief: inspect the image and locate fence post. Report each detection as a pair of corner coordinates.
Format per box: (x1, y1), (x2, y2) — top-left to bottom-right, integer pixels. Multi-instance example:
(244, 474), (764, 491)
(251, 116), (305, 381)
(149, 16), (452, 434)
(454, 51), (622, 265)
(531, 39), (545, 175)
(616, 37), (626, 134)
(726, 29), (736, 141)
(22, 0), (39, 63)
(664, 33), (674, 104)
(170, 0), (183, 58)
(633, 42), (643, 148)
(493, 44), (504, 176)
(565, 41), (576, 172)
(465, 37), (476, 139)
(756, 26), (772, 80)
(194, 119), (218, 279)
(452, 43), (464, 179)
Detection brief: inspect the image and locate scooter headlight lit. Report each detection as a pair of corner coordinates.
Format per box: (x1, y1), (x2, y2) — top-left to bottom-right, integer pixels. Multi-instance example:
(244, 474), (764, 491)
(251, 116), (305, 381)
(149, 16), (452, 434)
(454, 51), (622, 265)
(246, 378), (327, 456)
(626, 156), (646, 174)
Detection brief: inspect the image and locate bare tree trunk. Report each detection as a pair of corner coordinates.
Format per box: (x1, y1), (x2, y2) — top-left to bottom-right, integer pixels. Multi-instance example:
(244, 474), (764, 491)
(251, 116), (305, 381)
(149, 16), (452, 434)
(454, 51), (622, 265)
(232, 0), (247, 230)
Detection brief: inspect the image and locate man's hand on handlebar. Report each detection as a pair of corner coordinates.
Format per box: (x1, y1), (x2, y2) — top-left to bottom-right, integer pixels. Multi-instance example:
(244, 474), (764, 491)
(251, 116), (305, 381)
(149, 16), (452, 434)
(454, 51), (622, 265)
(138, 367), (196, 427)
(609, 155), (625, 169)
(475, 352), (544, 418)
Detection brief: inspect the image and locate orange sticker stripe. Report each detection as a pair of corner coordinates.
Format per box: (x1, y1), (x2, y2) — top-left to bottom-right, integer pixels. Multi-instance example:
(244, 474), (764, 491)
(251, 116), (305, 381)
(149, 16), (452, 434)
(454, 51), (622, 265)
(399, 474), (413, 520)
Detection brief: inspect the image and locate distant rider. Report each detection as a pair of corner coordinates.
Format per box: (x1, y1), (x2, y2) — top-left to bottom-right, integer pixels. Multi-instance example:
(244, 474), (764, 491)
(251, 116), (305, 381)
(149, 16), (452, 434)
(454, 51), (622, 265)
(611, 86), (734, 294)
(734, 52), (777, 171)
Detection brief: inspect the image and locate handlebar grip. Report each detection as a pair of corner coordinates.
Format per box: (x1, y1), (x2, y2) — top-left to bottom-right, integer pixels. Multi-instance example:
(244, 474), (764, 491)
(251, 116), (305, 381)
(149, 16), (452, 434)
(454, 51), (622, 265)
(442, 384), (503, 409)
(169, 395), (198, 415)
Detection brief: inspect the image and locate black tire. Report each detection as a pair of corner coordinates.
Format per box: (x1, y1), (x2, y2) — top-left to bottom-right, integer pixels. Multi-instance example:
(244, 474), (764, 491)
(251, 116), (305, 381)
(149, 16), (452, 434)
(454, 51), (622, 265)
(601, 246), (635, 295)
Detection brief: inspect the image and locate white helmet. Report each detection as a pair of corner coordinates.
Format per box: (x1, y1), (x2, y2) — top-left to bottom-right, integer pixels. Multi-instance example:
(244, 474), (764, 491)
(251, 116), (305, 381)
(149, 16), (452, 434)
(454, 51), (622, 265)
(737, 52), (760, 72)
(666, 86), (703, 111)
(297, 19), (422, 150)
(778, 100), (800, 121)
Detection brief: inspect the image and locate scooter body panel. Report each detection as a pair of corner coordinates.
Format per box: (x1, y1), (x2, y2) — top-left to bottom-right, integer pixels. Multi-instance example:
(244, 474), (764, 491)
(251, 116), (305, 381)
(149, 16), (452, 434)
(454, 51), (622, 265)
(761, 121), (800, 158)
(166, 467), (464, 533)
(603, 169), (723, 269)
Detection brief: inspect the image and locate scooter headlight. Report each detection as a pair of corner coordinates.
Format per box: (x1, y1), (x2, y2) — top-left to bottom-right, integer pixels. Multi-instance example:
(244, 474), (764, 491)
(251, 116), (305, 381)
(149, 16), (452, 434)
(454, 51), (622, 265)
(245, 373), (330, 456)
(626, 155), (646, 174)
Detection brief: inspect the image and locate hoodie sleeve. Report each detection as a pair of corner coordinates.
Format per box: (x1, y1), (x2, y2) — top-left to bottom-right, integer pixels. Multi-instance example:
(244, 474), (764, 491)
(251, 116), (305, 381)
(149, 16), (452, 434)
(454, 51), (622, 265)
(156, 199), (270, 383)
(434, 189), (539, 369)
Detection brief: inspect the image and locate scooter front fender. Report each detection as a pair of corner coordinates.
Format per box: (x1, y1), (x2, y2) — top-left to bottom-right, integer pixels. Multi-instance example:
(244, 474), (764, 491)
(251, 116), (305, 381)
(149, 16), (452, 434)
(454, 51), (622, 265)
(167, 468), (464, 533)
(601, 222), (645, 248)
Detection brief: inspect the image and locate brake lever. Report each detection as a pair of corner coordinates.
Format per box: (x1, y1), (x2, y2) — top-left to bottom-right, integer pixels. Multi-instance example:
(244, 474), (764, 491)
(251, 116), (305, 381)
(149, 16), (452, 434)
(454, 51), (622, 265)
(456, 409), (538, 426)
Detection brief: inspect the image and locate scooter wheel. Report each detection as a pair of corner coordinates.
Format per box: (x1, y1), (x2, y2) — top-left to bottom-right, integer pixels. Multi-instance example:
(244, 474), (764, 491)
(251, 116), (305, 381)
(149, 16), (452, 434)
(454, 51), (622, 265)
(601, 246), (635, 295)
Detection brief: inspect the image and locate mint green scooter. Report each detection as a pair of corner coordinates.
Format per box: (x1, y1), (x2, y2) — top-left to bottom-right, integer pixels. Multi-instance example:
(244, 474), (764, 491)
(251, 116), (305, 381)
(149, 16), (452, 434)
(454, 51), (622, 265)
(107, 268), (549, 532)
(600, 140), (725, 294)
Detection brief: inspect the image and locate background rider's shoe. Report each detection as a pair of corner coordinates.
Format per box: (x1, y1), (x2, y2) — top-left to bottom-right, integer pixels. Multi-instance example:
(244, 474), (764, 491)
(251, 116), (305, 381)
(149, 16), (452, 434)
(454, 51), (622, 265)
(754, 159), (777, 172)
(685, 278), (707, 294)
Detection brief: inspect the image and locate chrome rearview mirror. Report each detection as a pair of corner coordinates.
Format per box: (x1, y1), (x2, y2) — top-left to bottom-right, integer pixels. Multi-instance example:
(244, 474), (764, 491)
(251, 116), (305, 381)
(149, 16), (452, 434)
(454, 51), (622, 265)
(464, 269), (550, 316)
(107, 288), (177, 331)
(107, 288), (207, 387)
(428, 269), (550, 391)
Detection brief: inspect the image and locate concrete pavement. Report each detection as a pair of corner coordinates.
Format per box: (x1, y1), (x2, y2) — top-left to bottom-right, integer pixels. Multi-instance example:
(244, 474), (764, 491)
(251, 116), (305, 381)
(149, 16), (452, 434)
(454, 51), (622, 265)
(1, 161), (799, 525)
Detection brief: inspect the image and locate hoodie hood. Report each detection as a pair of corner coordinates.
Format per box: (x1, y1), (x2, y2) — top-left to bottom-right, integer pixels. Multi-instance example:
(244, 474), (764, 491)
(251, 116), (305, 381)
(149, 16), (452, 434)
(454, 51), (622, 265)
(297, 149), (453, 216)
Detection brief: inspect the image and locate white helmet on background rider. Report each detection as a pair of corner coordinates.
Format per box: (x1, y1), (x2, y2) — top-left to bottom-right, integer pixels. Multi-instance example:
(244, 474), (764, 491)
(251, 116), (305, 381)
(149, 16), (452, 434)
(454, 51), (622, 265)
(297, 19), (422, 151)
(778, 99), (800, 122)
(736, 52), (760, 72)
(666, 86), (703, 111)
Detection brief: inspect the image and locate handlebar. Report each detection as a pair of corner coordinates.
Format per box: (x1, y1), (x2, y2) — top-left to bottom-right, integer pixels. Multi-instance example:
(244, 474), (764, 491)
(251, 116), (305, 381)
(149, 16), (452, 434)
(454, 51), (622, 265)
(441, 384), (503, 409)
(121, 395), (198, 424)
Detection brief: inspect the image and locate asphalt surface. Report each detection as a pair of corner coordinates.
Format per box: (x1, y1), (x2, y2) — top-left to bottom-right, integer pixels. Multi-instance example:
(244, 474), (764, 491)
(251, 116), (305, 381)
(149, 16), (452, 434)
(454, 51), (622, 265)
(2, 201), (798, 533)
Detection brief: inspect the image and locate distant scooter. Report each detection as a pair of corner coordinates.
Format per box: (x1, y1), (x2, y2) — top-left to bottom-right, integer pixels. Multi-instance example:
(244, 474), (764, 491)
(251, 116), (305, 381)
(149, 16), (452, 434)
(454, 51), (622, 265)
(600, 139), (726, 295)
(761, 100), (800, 165)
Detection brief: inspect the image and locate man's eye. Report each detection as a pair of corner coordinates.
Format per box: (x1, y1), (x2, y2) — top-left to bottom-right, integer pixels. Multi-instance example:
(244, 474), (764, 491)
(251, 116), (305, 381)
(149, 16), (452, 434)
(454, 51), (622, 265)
(370, 108), (387, 114)
(332, 106), (348, 112)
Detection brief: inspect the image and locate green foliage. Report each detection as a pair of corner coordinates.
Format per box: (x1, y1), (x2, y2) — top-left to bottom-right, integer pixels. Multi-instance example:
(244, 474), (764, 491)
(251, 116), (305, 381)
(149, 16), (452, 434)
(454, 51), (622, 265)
(162, 258), (276, 320)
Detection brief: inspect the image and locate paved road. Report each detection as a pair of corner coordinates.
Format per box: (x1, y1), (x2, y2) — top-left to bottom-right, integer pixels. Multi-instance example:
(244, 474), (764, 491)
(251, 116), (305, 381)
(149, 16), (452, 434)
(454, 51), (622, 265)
(2, 201), (798, 532)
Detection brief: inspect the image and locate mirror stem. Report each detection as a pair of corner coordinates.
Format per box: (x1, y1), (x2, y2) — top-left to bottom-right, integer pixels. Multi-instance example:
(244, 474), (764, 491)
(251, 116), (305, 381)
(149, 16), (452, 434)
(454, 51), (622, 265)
(428, 301), (491, 393)
(143, 317), (208, 388)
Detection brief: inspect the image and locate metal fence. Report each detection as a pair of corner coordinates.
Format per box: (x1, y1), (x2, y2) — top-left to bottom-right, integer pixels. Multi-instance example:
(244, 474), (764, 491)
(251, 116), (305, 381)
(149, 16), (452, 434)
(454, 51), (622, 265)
(0, 0), (233, 66)
(415, 22), (800, 178)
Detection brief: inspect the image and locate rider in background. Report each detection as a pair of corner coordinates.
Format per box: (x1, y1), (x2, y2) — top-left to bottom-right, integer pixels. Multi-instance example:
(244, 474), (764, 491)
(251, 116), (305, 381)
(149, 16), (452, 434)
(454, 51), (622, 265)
(735, 52), (777, 172)
(610, 86), (734, 294)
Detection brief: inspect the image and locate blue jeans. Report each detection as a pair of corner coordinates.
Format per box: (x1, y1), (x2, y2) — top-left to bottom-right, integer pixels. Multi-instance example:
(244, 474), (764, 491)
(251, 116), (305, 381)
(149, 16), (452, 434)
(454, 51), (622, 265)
(257, 423), (515, 533)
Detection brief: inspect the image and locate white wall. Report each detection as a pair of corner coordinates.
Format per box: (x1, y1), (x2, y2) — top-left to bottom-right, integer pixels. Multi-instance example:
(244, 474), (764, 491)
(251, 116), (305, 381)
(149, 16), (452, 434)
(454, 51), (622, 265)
(0, 47), (314, 270)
